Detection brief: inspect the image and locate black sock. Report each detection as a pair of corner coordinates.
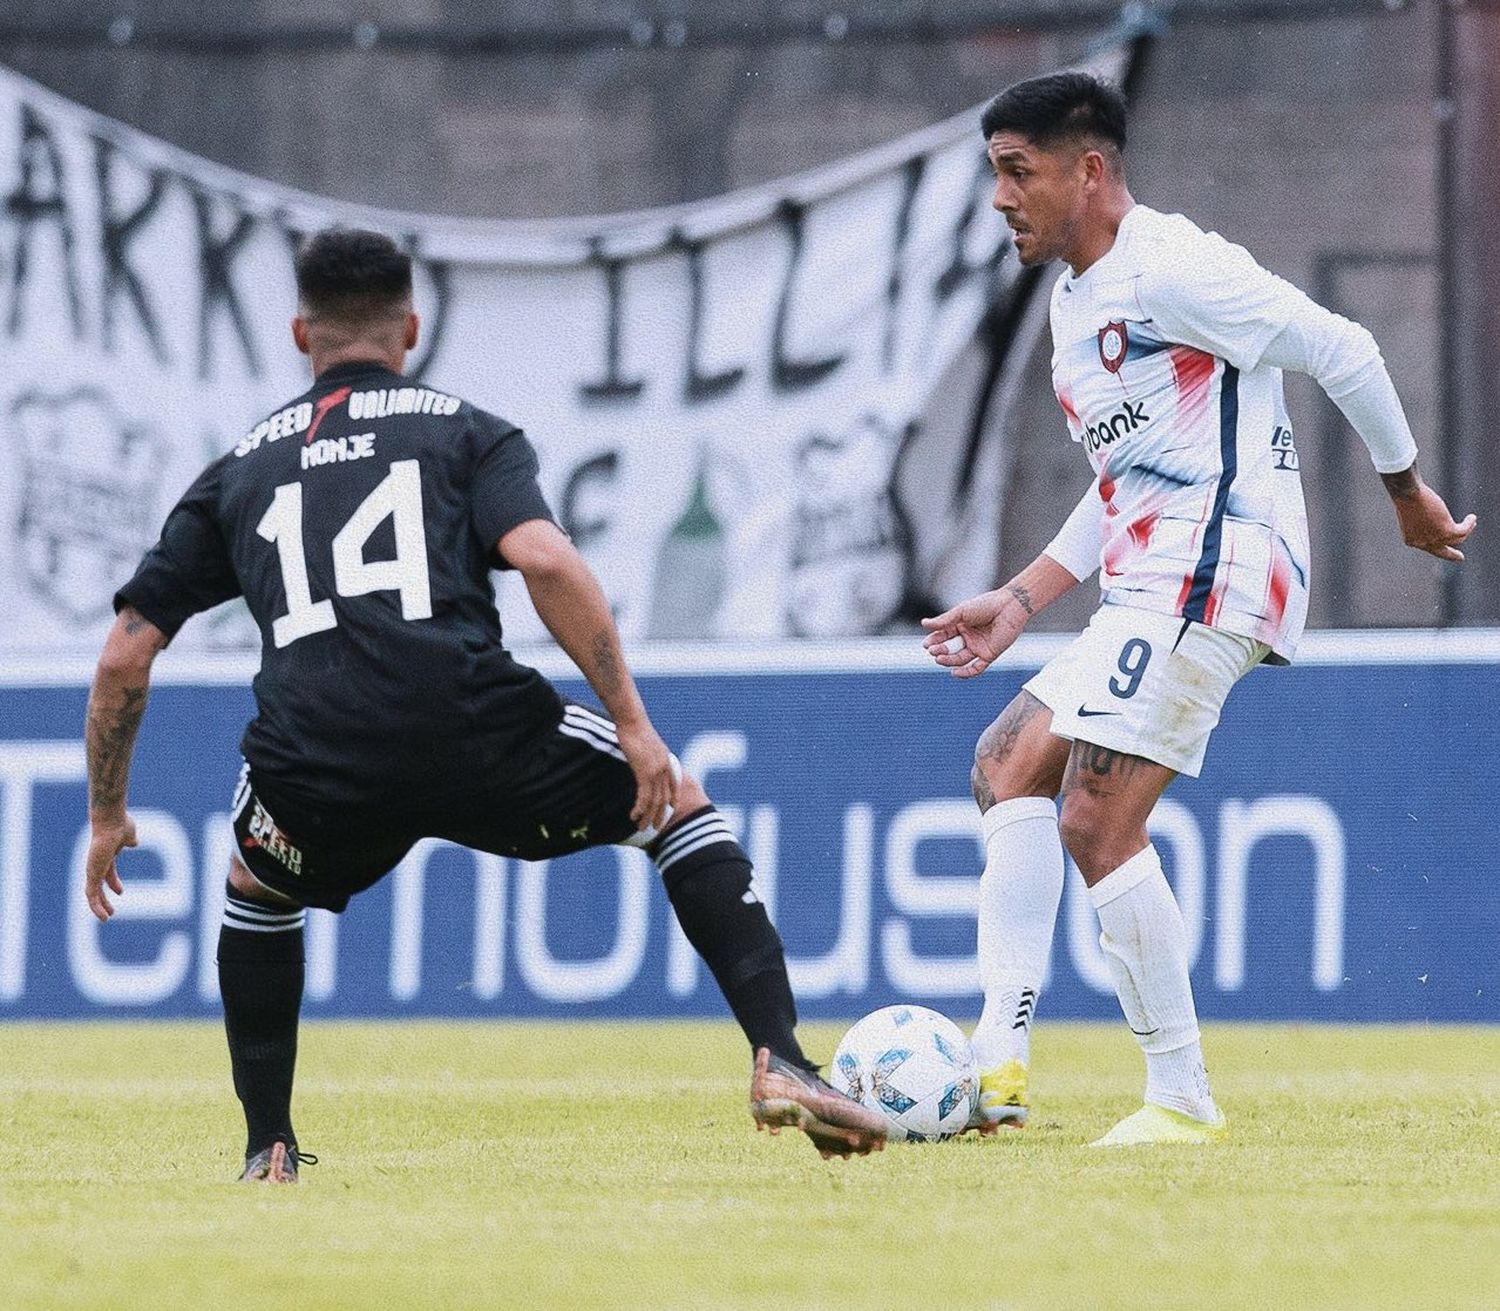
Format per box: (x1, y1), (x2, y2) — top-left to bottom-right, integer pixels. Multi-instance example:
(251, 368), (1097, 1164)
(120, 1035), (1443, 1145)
(650, 807), (809, 1068)
(217, 881), (306, 1157)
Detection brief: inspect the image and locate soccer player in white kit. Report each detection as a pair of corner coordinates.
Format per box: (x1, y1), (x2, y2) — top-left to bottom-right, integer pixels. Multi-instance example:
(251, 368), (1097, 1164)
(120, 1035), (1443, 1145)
(922, 72), (1476, 1145)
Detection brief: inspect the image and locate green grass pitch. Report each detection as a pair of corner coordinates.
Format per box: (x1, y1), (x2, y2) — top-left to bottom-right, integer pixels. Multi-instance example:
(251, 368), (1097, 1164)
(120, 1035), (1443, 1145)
(3, 1021), (1498, 1310)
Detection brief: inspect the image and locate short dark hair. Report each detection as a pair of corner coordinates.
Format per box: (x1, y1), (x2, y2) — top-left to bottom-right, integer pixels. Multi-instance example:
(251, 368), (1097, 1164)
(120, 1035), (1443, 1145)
(294, 228), (412, 323)
(979, 72), (1128, 154)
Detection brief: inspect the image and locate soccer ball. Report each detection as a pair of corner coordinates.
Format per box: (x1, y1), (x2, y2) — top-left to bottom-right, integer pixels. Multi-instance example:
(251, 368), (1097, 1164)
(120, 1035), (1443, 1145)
(830, 1005), (979, 1142)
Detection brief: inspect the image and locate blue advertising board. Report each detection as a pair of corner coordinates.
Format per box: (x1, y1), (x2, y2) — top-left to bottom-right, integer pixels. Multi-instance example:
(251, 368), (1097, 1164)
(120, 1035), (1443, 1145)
(1, 633), (1495, 1022)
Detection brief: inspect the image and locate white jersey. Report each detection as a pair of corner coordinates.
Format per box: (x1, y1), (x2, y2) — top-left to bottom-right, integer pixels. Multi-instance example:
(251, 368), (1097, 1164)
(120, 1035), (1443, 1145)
(1047, 205), (1313, 661)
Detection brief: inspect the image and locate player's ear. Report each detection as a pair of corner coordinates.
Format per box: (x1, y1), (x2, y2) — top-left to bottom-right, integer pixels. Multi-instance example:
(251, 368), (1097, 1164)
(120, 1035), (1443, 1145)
(404, 311), (419, 352)
(291, 315), (310, 355)
(1081, 148), (1107, 191)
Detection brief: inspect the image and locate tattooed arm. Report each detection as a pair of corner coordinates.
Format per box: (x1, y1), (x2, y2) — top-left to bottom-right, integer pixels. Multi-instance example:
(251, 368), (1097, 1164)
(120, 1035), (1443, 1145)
(84, 607), (169, 921)
(922, 555), (1080, 679)
(498, 518), (677, 831)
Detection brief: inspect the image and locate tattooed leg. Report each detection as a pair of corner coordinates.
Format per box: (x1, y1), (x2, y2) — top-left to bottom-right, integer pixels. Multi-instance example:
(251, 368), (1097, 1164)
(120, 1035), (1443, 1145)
(1057, 741), (1176, 885)
(971, 691), (1069, 812)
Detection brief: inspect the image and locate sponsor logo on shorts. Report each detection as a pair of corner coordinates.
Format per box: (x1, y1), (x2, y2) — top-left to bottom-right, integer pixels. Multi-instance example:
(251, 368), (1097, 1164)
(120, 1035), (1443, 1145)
(243, 799), (304, 877)
(1076, 705), (1122, 718)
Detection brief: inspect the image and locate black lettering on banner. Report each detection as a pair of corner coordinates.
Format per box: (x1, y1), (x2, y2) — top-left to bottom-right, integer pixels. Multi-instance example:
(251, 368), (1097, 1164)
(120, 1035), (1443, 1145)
(5, 102), (84, 339)
(559, 451), (619, 549)
(936, 153), (1008, 304)
(191, 187), (262, 379)
(270, 207), (313, 334)
(671, 229), (745, 404)
(579, 239), (645, 404)
(771, 198), (845, 393)
(93, 136), (169, 363)
(951, 263), (1044, 509)
(271, 208), (309, 264)
(404, 241), (452, 383)
(408, 253), (447, 381)
(883, 155), (925, 372)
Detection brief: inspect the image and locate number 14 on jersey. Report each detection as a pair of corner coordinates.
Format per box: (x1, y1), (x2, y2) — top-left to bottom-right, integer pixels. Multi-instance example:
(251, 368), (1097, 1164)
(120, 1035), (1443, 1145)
(256, 460), (433, 648)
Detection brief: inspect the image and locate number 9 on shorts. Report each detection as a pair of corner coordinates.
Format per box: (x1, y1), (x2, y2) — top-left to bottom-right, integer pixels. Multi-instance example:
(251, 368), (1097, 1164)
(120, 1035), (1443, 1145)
(1022, 605), (1267, 778)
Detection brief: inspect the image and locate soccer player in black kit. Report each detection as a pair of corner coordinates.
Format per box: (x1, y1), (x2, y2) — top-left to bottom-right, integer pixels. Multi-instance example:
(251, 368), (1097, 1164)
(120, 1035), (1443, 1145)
(83, 228), (886, 1179)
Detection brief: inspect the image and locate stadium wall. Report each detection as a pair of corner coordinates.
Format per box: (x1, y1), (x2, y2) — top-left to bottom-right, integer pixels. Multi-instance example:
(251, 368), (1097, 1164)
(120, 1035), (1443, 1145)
(3, 634), (1495, 1024)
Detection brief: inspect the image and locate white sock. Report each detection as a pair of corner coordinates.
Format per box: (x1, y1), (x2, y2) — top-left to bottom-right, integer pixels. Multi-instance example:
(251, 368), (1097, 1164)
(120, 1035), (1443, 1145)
(970, 796), (1064, 1071)
(1089, 844), (1218, 1122)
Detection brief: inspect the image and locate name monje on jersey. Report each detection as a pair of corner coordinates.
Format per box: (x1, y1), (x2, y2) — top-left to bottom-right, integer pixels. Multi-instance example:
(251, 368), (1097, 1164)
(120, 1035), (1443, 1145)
(302, 432), (376, 470)
(233, 386), (460, 459)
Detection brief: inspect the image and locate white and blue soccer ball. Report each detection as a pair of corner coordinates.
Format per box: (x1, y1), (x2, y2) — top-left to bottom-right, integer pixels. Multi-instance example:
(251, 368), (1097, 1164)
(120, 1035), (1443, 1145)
(830, 1005), (979, 1142)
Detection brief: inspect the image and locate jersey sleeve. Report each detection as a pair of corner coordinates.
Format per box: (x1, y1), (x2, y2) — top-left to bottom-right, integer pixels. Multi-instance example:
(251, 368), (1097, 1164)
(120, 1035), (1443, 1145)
(1258, 311), (1418, 474)
(469, 414), (558, 566)
(114, 458), (242, 637)
(1043, 480), (1104, 581)
(1137, 230), (1308, 374)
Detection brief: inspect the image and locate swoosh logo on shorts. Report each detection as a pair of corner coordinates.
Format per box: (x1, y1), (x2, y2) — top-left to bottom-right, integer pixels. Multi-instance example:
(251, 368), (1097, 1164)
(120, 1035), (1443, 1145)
(1076, 705), (1122, 718)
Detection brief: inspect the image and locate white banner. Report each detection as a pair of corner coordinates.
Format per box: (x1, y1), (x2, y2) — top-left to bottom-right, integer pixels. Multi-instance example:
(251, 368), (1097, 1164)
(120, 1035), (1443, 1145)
(0, 46), (1123, 654)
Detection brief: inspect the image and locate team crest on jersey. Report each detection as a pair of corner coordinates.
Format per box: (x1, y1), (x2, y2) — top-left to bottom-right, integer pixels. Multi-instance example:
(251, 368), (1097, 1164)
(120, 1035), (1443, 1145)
(1097, 320), (1128, 373)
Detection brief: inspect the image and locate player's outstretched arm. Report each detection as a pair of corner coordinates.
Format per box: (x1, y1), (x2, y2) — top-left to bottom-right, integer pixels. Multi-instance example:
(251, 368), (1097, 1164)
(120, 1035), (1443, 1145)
(500, 518), (678, 831)
(1380, 463), (1476, 563)
(84, 607), (168, 921)
(1207, 275), (1475, 564)
(922, 554), (1080, 679)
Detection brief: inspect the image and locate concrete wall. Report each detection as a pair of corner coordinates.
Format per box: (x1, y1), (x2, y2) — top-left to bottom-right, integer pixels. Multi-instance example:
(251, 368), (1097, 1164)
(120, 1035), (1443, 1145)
(4, 0), (1494, 628)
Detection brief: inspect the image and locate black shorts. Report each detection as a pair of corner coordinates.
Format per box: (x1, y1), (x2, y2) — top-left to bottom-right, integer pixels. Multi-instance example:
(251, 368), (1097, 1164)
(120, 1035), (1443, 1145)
(230, 702), (642, 912)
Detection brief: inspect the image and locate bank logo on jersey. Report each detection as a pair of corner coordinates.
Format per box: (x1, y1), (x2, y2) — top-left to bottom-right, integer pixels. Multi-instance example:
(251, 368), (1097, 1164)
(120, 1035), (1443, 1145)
(1097, 319), (1128, 373)
(1083, 399), (1150, 455)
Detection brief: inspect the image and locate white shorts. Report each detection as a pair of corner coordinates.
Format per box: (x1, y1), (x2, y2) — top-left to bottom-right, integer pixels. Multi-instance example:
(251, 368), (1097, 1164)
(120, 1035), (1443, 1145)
(1023, 604), (1268, 777)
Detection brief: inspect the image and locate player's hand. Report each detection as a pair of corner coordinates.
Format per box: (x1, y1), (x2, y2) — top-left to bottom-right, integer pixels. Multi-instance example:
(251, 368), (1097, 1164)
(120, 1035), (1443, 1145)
(616, 719), (679, 833)
(1391, 480), (1476, 562)
(920, 589), (1028, 679)
(84, 813), (137, 922)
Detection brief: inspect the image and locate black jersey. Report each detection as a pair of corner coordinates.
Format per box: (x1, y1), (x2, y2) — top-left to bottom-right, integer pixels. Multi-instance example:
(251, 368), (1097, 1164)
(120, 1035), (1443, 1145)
(116, 360), (565, 830)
